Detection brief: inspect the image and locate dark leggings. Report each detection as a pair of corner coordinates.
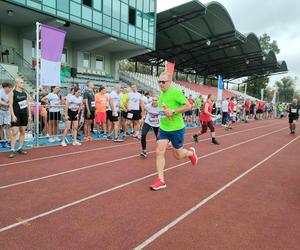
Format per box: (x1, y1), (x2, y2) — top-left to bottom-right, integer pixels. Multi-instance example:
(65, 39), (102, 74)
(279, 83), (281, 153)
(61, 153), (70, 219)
(141, 123), (159, 150)
(201, 120), (215, 133)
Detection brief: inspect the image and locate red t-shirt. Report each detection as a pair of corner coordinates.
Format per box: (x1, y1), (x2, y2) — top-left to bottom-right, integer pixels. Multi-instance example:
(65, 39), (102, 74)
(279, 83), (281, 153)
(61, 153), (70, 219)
(200, 101), (212, 122)
(258, 101), (264, 110)
(228, 101), (235, 114)
(245, 101), (250, 112)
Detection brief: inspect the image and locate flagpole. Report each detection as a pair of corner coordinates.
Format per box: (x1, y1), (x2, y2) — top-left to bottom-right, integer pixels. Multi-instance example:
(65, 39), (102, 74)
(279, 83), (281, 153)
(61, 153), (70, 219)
(35, 22), (40, 147)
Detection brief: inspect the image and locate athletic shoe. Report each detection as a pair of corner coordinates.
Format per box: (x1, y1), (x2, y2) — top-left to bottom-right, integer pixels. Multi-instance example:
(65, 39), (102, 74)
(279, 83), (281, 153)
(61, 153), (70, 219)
(103, 134), (108, 139)
(17, 148), (27, 155)
(48, 137), (55, 143)
(61, 140), (67, 147)
(88, 136), (93, 141)
(9, 151), (16, 158)
(150, 178), (167, 191)
(211, 138), (220, 145)
(54, 136), (61, 142)
(114, 137), (124, 142)
(140, 150), (147, 158)
(192, 134), (198, 143)
(188, 147), (198, 166)
(106, 135), (112, 140)
(72, 140), (82, 146)
(83, 136), (90, 142)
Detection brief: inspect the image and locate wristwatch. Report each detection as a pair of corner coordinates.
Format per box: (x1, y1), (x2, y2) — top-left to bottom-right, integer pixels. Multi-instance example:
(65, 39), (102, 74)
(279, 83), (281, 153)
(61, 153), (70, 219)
(172, 110), (175, 115)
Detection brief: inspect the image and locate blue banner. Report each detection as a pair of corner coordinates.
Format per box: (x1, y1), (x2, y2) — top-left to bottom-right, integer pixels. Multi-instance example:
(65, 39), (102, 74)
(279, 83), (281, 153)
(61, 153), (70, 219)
(217, 75), (223, 101)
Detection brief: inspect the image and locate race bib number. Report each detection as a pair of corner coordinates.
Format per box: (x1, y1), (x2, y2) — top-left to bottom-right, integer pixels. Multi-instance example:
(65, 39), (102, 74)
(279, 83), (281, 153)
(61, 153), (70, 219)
(127, 112), (133, 119)
(18, 100), (28, 110)
(149, 117), (159, 125)
(100, 99), (106, 104)
(69, 104), (78, 111)
(291, 108), (297, 113)
(91, 101), (96, 108)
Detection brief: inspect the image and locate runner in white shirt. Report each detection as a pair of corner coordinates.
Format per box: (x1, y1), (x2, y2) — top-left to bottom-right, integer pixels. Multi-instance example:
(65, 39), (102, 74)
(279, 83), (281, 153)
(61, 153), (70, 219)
(42, 86), (61, 142)
(107, 84), (123, 142)
(0, 82), (13, 147)
(125, 84), (144, 138)
(140, 96), (160, 158)
(61, 87), (83, 146)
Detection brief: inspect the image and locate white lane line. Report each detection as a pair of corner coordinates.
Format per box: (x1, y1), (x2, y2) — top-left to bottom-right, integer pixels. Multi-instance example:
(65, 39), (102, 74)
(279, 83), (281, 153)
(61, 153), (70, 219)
(134, 135), (299, 250)
(0, 127), (286, 233)
(0, 121), (276, 167)
(0, 124), (281, 190)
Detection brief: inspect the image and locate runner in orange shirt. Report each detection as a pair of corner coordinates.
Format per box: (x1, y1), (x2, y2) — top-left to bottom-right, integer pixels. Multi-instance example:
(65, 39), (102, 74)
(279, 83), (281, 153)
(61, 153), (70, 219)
(95, 86), (109, 139)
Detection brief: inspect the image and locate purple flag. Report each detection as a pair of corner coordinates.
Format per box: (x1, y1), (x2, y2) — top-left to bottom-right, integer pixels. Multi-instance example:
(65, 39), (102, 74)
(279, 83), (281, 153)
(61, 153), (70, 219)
(40, 24), (66, 86)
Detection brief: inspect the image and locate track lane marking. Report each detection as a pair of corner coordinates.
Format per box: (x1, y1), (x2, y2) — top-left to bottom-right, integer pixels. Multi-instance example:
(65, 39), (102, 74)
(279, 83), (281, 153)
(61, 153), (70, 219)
(134, 135), (299, 250)
(0, 121), (279, 167)
(0, 124), (283, 190)
(0, 127), (286, 233)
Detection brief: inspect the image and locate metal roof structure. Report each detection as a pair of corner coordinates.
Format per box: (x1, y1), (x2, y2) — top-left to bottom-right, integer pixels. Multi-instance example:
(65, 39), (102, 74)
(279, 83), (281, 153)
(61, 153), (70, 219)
(132, 0), (288, 79)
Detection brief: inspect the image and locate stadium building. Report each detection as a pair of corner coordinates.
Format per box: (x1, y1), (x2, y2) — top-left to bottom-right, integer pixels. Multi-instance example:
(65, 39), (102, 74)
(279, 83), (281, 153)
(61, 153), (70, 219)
(0, 0), (156, 92)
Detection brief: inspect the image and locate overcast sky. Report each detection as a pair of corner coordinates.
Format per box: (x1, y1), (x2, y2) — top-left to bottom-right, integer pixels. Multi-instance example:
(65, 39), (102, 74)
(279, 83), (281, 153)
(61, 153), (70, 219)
(157, 0), (300, 89)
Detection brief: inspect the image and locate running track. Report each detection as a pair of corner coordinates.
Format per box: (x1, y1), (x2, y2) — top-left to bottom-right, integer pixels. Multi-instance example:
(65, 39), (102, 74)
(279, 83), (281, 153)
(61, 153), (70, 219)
(0, 119), (299, 249)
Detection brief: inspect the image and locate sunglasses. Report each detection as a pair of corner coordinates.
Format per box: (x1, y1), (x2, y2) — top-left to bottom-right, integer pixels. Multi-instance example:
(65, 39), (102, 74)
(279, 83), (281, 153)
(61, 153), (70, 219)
(158, 80), (168, 84)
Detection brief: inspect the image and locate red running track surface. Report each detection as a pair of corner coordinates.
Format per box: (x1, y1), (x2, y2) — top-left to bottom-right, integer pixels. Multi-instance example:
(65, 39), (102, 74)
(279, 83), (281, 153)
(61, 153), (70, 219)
(0, 119), (299, 250)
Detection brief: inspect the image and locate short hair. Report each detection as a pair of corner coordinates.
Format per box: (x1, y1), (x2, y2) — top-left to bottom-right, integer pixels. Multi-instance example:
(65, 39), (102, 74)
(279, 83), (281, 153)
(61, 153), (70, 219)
(73, 87), (80, 93)
(159, 71), (172, 81)
(207, 94), (212, 99)
(2, 82), (12, 88)
(99, 85), (105, 92)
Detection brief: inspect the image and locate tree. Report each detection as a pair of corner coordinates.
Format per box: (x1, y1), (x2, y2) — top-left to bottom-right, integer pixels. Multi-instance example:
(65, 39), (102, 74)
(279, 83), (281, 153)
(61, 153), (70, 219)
(240, 75), (269, 99)
(275, 76), (297, 102)
(240, 34), (280, 98)
(259, 33), (280, 54)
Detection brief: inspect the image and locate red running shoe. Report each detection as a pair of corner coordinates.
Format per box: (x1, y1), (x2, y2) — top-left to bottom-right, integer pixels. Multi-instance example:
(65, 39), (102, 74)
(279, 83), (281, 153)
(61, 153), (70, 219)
(188, 147), (198, 166)
(150, 178), (167, 191)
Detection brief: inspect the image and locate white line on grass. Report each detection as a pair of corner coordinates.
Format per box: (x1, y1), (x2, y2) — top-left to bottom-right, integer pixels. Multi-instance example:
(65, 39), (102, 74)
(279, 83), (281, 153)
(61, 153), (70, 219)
(134, 135), (299, 250)
(0, 127), (286, 233)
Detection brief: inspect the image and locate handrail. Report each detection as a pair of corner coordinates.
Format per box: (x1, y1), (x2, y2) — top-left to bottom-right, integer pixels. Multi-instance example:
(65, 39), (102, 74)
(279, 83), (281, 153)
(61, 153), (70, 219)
(0, 64), (15, 84)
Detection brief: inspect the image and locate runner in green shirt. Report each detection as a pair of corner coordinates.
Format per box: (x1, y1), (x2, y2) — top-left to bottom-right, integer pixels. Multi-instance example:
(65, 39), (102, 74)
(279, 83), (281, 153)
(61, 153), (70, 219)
(194, 95), (202, 125)
(150, 72), (198, 191)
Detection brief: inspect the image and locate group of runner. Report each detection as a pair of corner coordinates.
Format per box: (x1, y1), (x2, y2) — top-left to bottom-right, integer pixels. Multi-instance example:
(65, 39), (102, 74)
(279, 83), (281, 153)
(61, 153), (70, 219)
(1, 74), (299, 191)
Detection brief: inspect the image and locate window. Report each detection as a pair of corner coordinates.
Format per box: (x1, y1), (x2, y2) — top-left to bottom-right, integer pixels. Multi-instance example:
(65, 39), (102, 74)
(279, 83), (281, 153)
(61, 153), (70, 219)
(70, 1), (81, 17)
(129, 7), (136, 25)
(112, 0), (120, 19)
(57, 1), (69, 12)
(121, 2), (128, 21)
(83, 0), (92, 7)
(136, 11), (142, 28)
(61, 48), (68, 64)
(83, 52), (90, 68)
(103, 0), (112, 15)
(93, 0), (101, 11)
(96, 57), (104, 70)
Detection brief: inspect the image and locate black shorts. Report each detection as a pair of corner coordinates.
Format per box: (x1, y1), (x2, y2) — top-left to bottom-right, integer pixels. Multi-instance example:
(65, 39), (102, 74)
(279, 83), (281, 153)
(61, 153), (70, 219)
(68, 110), (79, 121)
(11, 112), (28, 127)
(185, 110), (193, 116)
(194, 109), (200, 117)
(48, 111), (61, 121)
(107, 110), (119, 122)
(245, 111), (250, 116)
(127, 110), (141, 121)
(289, 116), (298, 124)
(121, 111), (128, 119)
(257, 109), (263, 114)
(84, 110), (95, 120)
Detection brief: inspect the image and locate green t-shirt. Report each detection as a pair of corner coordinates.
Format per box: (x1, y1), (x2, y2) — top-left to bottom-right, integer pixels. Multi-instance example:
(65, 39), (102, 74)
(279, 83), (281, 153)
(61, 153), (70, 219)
(195, 98), (201, 108)
(158, 87), (188, 131)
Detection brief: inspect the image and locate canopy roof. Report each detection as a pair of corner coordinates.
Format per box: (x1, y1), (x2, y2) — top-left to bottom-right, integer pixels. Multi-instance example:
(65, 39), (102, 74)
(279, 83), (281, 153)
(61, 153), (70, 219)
(132, 0), (288, 79)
